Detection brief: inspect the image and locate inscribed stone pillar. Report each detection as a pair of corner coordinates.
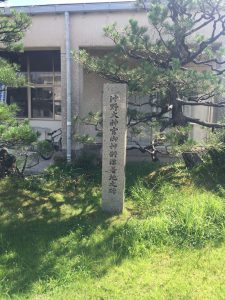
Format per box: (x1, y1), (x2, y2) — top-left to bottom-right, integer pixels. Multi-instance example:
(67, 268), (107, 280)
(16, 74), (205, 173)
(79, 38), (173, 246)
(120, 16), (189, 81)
(102, 83), (127, 213)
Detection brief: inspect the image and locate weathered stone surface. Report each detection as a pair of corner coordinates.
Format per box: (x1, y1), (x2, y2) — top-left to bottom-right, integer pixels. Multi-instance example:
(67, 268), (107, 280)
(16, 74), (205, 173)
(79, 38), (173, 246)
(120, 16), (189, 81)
(102, 83), (127, 213)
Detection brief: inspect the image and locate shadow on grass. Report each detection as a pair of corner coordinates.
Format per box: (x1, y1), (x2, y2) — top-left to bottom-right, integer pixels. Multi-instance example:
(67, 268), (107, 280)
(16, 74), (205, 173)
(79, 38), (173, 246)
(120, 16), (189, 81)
(125, 161), (162, 194)
(0, 162), (155, 297)
(0, 211), (116, 295)
(191, 162), (225, 196)
(142, 158), (225, 197)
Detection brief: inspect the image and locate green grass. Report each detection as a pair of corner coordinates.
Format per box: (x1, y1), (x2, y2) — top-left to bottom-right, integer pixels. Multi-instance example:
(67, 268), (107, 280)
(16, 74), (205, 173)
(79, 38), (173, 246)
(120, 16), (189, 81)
(0, 161), (225, 299)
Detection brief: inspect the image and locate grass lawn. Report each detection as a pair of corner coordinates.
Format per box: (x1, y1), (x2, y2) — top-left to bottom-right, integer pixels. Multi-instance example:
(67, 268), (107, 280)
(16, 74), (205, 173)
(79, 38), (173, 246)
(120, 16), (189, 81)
(0, 160), (225, 299)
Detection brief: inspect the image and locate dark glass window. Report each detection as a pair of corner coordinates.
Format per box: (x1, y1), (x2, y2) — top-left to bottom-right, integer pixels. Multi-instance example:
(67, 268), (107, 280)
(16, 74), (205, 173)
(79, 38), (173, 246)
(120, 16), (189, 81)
(53, 51), (61, 84)
(29, 50), (61, 84)
(7, 88), (28, 118)
(29, 50), (61, 72)
(53, 51), (61, 72)
(29, 51), (53, 72)
(31, 87), (53, 118)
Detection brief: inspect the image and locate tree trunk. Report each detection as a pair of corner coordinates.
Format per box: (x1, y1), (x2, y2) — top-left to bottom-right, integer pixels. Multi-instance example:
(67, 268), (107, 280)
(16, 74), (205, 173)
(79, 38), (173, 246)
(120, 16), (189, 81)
(170, 84), (187, 126)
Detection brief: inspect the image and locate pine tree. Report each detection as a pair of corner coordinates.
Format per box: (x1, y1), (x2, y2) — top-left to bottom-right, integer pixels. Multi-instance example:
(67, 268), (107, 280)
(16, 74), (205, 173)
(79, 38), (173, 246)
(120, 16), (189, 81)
(77, 0), (225, 133)
(0, 9), (36, 176)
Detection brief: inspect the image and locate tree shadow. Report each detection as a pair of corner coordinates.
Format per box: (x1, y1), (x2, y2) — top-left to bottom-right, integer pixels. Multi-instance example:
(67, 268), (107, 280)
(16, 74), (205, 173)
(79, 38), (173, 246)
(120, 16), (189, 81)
(125, 161), (162, 195)
(0, 211), (115, 295)
(190, 162), (225, 196)
(0, 163), (145, 297)
(141, 158), (225, 196)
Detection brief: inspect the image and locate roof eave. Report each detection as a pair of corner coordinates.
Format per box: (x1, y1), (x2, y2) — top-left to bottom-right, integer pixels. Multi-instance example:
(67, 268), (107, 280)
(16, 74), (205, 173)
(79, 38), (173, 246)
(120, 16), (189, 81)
(1, 1), (137, 15)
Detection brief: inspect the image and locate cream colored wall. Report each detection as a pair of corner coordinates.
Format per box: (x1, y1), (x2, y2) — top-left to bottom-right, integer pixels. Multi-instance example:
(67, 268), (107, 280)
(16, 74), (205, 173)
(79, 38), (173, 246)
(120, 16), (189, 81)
(30, 120), (62, 140)
(80, 71), (107, 140)
(81, 71), (108, 117)
(70, 11), (153, 47)
(23, 14), (65, 48)
(22, 10), (150, 48)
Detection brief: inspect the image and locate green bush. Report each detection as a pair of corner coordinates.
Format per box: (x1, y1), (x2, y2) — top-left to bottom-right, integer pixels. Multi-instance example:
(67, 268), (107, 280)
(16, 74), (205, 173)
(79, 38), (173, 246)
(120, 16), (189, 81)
(207, 147), (225, 169)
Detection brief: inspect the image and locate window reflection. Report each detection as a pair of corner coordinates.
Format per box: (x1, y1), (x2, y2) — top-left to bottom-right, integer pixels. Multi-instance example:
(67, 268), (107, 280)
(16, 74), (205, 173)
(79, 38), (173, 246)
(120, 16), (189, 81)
(1, 50), (61, 120)
(54, 100), (61, 120)
(30, 72), (53, 84)
(31, 87), (53, 118)
(54, 72), (61, 85)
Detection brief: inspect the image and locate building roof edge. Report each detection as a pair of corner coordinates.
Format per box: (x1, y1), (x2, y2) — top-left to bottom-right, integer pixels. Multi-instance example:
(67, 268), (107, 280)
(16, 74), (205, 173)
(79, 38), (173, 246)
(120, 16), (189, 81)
(1, 1), (137, 15)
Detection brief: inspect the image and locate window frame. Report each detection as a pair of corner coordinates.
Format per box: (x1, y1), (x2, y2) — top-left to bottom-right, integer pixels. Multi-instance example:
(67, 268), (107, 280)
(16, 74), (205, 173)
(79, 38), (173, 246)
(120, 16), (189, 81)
(7, 50), (61, 121)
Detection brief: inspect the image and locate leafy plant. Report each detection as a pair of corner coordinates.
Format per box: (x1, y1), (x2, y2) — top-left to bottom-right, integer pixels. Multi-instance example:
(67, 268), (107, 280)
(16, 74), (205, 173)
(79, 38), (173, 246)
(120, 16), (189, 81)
(0, 11), (35, 177)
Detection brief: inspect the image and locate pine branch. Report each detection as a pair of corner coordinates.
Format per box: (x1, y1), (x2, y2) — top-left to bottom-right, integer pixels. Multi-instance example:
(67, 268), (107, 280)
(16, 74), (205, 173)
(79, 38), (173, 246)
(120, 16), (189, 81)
(176, 98), (225, 107)
(185, 116), (225, 128)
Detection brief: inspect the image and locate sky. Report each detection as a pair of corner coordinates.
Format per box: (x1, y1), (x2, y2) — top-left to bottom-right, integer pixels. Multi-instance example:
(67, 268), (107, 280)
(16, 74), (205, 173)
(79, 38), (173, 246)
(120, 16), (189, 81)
(0, 0), (133, 6)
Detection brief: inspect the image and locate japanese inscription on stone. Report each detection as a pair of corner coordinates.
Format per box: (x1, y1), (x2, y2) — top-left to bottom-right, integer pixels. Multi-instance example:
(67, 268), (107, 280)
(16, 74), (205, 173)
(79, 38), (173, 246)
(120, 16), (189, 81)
(102, 84), (127, 213)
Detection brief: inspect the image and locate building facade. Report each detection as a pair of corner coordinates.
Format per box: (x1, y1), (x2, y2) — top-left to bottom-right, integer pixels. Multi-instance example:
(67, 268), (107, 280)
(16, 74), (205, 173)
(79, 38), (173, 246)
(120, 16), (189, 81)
(0, 1), (222, 160)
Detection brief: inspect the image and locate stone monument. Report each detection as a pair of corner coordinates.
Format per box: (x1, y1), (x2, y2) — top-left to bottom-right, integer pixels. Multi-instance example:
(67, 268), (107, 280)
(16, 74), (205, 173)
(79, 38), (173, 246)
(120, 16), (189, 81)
(102, 83), (127, 213)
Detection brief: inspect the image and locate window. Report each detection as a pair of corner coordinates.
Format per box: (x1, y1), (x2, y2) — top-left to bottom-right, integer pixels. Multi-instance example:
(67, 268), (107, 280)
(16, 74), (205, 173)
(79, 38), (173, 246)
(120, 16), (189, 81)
(2, 50), (61, 120)
(31, 87), (53, 118)
(7, 88), (28, 118)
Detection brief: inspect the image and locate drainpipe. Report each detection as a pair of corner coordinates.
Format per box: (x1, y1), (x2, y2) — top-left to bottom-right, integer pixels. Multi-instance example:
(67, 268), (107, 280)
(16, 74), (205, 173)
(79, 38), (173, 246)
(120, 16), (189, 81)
(65, 11), (72, 162)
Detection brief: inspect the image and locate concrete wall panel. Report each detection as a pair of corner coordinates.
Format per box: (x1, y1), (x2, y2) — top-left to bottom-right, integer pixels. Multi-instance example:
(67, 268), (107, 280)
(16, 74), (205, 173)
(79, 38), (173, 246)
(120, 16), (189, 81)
(23, 14), (65, 48)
